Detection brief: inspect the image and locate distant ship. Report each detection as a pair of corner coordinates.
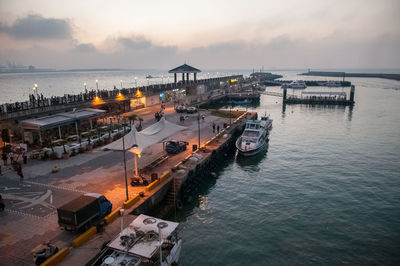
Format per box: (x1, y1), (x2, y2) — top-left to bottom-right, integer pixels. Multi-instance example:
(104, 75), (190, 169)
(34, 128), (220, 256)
(236, 114), (272, 156)
(326, 80), (342, 87)
(288, 80), (307, 89)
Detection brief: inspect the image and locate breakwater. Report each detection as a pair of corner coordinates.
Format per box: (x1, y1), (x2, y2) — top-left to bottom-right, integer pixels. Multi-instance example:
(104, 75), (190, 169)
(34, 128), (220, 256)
(300, 71), (400, 81)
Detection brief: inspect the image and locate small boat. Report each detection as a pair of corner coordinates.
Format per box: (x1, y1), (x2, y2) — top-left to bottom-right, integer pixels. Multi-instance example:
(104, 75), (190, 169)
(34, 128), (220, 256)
(288, 80), (307, 89)
(87, 214), (182, 266)
(236, 114), (272, 156)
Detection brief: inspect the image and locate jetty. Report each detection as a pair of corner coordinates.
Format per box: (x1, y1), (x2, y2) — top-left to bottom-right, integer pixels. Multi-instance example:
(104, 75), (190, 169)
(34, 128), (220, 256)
(300, 70), (400, 81)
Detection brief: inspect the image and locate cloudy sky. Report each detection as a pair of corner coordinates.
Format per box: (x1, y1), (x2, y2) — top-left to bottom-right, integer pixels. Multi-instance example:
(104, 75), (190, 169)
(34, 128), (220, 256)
(0, 0), (399, 70)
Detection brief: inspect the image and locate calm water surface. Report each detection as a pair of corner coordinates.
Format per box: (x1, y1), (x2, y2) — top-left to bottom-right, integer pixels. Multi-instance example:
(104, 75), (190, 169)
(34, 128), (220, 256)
(172, 75), (400, 265)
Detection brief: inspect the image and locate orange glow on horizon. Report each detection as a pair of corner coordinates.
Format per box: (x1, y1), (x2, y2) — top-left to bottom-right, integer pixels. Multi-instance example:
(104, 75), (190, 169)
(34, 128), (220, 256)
(92, 96), (105, 105)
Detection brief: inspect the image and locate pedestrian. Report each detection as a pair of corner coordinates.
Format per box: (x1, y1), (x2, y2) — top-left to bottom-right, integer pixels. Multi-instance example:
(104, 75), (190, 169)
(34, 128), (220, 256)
(212, 123), (215, 133)
(23, 151), (27, 164)
(9, 152), (13, 164)
(1, 153), (7, 166)
(217, 125), (220, 133)
(17, 164), (23, 184)
(0, 194), (4, 211)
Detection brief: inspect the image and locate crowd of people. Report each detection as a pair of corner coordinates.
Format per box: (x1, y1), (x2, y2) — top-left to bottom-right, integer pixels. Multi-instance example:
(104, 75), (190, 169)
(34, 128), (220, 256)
(0, 87), (143, 114)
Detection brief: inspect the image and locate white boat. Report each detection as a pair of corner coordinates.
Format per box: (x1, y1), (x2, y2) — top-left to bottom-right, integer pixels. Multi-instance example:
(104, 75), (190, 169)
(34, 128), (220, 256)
(326, 80), (342, 87)
(288, 80), (307, 89)
(236, 115), (272, 156)
(88, 214), (181, 266)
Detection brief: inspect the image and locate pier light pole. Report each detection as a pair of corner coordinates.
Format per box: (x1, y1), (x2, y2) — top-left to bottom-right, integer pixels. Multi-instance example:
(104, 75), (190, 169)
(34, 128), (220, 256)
(96, 79), (99, 92)
(134, 77), (137, 87)
(122, 125), (129, 201)
(33, 83), (38, 98)
(197, 110), (201, 150)
(83, 82), (87, 93)
(120, 80), (123, 91)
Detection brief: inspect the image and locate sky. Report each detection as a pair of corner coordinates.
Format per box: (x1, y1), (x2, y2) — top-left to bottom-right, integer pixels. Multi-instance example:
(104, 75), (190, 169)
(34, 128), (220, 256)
(0, 0), (399, 70)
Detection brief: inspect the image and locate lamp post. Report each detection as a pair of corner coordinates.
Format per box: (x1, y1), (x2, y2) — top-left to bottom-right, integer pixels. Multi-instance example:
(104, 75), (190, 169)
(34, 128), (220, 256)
(33, 83), (38, 98)
(134, 77), (137, 88)
(197, 110), (200, 150)
(120, 80), (123, 91)
(122, 123), (129, 201)
(83, 82), (87, 93)
(96, 79), (99, 92)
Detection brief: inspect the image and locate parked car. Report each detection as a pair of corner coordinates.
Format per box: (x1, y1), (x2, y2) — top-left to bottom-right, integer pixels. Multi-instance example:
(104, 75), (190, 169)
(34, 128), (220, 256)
(165, 140), (189, 154)
(186, 106), (197, 113)
(175, 105), (186, 113)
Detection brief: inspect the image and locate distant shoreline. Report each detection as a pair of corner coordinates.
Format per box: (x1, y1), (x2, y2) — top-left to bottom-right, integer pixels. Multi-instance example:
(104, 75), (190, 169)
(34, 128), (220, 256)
(300, 71), (400, 81)
(0, 68), (129, 74)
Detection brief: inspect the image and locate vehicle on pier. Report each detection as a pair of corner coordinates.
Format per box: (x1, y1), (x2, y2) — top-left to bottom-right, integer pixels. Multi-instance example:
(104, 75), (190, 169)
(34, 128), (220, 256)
(236, 115), (272, 156)
(86, 214), (182, 266)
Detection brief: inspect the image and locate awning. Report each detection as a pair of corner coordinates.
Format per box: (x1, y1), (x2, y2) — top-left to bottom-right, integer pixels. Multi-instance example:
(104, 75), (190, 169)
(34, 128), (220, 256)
(103, 117), (187, 151)
(20, 108), (106, 130)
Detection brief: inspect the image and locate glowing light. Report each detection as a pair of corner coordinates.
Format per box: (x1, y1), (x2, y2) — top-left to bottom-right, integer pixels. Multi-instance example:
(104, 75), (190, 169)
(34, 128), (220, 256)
(135, 89), (143, 98)
(92, 96), (105, 105)
(116, 92), (126, 101)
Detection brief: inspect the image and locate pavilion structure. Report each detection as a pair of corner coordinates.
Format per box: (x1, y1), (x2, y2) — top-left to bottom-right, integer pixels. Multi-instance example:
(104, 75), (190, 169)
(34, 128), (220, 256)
(168, 64), (201, 84)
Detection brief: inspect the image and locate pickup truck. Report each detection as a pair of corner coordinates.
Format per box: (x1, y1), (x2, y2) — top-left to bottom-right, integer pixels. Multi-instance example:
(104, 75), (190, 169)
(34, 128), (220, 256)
(57, 193), (112, 231)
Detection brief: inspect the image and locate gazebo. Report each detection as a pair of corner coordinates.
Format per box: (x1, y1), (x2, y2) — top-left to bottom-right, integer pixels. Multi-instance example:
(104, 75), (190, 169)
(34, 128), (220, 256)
(168, 64), (201, 84)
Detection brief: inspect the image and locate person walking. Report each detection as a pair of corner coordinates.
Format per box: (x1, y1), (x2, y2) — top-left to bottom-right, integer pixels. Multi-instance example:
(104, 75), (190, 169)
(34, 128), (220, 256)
(212, 123), (215, 133)
(9, 152), (14, 164)
(1, 153), (7, 166)
(17, 164), (23, 184)
(217, 125), (220, 133)
(22, 152), (27, 164)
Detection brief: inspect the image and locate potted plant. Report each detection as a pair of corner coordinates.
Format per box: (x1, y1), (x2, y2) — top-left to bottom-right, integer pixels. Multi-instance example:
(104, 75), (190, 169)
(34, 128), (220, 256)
(137, 117), (143, 131)
(86, 135), (93, 151)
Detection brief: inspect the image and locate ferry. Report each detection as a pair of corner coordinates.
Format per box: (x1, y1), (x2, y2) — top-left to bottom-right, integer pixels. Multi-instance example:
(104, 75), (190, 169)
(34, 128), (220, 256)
(87, 214), (182, 266)
(287, 80), (307, 89)
(236, 115), (272, 156)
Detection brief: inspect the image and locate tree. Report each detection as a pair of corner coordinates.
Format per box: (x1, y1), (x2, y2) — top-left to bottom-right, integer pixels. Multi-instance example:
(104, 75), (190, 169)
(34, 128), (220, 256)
(137, 117), (144, 131)
(128, 114), (137, 129)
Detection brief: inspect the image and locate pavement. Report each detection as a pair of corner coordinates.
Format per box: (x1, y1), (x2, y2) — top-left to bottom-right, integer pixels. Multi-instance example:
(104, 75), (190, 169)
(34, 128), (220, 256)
(0, 101), (232, 265)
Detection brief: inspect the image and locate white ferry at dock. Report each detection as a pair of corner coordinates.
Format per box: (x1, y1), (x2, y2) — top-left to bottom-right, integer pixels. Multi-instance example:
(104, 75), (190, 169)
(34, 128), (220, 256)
(236, 115), (272, 156)
(87, 214), (181, 266)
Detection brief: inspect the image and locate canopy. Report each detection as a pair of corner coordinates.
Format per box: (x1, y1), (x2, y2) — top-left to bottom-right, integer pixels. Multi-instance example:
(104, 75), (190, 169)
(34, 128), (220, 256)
(103, 117), (186, 151)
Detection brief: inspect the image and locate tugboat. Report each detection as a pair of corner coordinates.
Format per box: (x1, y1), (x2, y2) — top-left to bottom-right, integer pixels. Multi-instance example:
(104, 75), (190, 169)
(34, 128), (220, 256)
(235, 114), (272, 156)
(87, 214), (182, 266)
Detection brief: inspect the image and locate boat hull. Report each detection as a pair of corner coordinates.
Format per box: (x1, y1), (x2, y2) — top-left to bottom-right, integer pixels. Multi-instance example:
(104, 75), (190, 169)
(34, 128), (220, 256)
(236, 137), (268, 157)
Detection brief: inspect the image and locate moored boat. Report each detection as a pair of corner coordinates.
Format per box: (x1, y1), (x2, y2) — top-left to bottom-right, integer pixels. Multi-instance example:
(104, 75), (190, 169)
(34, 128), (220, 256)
(87, 214), (181, 266)
(236, 115), (272, 156)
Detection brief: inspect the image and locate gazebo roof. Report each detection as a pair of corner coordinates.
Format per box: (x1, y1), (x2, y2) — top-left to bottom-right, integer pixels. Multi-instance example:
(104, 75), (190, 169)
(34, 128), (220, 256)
(168, 64), (201, 73)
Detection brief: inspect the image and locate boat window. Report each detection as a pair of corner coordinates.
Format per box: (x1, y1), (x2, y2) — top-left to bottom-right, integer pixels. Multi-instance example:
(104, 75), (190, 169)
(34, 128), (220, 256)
(243, 131), (258, 137)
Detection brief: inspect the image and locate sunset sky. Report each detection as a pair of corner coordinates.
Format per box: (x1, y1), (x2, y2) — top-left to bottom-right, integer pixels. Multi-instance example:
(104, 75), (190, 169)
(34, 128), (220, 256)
(0, 0), (399, 69)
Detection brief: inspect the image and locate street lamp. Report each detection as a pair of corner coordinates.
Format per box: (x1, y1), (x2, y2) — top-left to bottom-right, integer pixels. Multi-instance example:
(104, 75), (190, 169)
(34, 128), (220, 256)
(120, 80), (123, 90)
(33, 83), (38, 98)
(83, 82), (87, 93)
(129, 146), (142, 180)
(96, 79), (99, 91)
(134, 77), (137, 87)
